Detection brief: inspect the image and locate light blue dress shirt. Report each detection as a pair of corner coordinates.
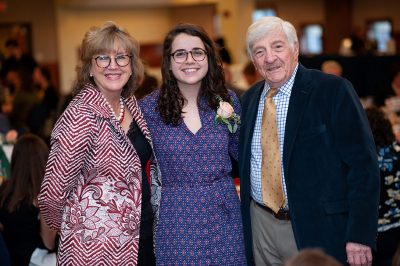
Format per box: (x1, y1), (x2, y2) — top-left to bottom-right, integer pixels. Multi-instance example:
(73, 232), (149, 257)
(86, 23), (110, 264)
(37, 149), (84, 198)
(250, 64), (298, 209)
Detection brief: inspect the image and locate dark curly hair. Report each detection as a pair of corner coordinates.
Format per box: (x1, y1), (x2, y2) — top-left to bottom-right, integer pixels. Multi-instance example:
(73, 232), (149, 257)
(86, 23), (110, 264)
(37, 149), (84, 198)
(157, 23), (229, 126)
(365, 106), (395, 148)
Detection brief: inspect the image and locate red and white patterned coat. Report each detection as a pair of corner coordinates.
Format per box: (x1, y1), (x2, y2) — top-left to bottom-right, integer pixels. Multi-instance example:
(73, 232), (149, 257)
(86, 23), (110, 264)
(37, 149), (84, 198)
(38, 84), (161, 265)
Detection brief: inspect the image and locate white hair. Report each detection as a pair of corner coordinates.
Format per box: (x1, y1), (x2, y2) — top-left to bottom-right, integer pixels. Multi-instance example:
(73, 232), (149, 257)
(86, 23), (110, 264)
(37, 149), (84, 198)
(246, 16), (298, 60)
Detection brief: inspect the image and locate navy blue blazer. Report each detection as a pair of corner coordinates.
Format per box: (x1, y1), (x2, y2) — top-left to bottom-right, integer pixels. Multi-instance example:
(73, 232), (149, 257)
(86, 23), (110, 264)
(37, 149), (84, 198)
(239, 64), (380, 265)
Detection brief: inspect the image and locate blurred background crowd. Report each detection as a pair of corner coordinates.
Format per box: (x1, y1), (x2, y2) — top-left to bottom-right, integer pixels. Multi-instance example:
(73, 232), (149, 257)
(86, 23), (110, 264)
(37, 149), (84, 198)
(0, 0), (399, 265)
(1, 0), (400, 145)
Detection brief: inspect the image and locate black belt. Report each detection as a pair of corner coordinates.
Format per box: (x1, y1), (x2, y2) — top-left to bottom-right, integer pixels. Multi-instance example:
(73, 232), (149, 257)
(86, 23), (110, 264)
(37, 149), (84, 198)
(254, 201), (290, 221)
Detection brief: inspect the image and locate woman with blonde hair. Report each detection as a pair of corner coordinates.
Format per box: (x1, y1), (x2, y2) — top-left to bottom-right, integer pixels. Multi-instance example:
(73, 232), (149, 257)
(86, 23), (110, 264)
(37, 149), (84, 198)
(38, 21), (161, 265)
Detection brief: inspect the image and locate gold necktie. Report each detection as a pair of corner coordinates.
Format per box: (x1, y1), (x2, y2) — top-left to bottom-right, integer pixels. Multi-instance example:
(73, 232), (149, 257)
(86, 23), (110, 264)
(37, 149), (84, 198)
(261, 87), (285, 213)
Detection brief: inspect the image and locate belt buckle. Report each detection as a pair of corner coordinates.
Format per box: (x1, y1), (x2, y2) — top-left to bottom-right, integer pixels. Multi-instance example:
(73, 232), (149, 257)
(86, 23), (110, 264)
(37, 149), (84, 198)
(275, 208), (290, 221)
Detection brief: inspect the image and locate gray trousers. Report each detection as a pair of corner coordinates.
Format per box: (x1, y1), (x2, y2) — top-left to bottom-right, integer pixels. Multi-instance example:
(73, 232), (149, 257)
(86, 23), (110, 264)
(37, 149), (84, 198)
(250, 200), (298, 266)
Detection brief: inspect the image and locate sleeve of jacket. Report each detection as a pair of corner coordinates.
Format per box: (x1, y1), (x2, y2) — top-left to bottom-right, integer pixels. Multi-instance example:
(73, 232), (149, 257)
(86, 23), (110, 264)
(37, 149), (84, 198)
(331, 78), (380, 249)
(38, 104), (95, 231)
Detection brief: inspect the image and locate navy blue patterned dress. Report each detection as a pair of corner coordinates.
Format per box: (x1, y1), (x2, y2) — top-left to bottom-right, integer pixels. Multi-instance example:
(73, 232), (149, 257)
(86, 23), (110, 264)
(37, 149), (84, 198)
(139, 90), (246, 265)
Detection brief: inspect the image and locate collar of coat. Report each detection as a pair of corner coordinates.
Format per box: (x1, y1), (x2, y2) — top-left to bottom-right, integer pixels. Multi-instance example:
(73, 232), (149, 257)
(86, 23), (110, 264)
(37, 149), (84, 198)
(74, 83), (139, 121)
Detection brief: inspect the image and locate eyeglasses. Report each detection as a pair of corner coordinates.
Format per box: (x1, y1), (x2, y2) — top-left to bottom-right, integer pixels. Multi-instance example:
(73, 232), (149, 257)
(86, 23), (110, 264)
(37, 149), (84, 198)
(94, 54), (132, 68)
(170, 48), (207, 64)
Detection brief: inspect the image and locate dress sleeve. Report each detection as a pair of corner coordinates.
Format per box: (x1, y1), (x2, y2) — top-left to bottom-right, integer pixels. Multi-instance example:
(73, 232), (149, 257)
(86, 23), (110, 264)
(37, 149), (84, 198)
(38, 105), (95, 231)
(228, 90), (242, 162)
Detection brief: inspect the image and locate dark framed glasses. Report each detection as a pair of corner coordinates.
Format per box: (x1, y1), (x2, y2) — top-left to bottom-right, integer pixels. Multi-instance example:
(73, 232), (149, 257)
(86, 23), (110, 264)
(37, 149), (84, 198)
(94, 54), (132, 68)
(170, 48), (207, 64)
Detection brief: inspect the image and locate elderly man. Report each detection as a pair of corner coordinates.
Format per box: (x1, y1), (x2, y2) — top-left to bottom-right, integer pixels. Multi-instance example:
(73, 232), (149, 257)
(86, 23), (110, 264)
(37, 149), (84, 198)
(239, 16), (379, 266)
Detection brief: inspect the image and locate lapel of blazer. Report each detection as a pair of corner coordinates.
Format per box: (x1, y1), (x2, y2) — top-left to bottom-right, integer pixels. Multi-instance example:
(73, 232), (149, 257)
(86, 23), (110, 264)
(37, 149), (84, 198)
(240, 81), (264, 184)
(283, 65), (313, 179)
(245, 82), (264, 141)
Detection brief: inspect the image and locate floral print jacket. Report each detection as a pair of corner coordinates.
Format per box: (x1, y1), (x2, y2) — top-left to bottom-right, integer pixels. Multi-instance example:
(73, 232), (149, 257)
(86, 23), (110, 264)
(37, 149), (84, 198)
(38, 84), (161, 264)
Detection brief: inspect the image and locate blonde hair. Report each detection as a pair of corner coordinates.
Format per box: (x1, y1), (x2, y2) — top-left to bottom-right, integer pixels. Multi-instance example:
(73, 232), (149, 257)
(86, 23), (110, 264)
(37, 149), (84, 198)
(73, 21), (144, 98)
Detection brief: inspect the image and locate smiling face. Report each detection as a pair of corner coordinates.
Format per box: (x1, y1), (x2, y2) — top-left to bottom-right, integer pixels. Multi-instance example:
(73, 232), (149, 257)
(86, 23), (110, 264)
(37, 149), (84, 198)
(251, 29), (299, 88)
(170, 33), (208, 90)
(90, 40), (132, 97)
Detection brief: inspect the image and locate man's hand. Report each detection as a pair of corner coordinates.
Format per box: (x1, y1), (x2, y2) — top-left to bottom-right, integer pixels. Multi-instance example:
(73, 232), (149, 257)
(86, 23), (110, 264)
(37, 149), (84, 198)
(346, 242), (372, 266)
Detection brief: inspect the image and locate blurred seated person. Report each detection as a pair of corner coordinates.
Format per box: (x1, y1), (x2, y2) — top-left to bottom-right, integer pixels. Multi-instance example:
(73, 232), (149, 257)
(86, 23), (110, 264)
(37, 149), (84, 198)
(33, 66), (59, 117)
(242, 60), (262, 87)
(374, 63), (400, 107)
(386, 34), (397, 55)
(134, 70), (158, 100)
(321, 60), (343, 77)
(3, 68), (22, 95)
(384, 70), (400, 114)
(284, 248), (341, 266)
(350, 29), (365, 55)
(215, 37), (232, 64)
(0, 83), (13, 115)
(29, 66), (60, 141)
(0, 88), (13, 136)
(0, 110), (11, 133)
(4, 69), (39, 134)
(0, 85), (18, 144)
(365, 107), (400, 266)
(0, 38), (37, 80)
(0, 134), (57, 266)
(222, 62), (245, 97)
(382, 70), (400, 140)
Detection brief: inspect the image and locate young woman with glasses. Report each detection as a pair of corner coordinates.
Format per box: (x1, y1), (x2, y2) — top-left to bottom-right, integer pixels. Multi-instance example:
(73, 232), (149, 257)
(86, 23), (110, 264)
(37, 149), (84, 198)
(139, 23), (246, 265)
(38, 21), (161, 265)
